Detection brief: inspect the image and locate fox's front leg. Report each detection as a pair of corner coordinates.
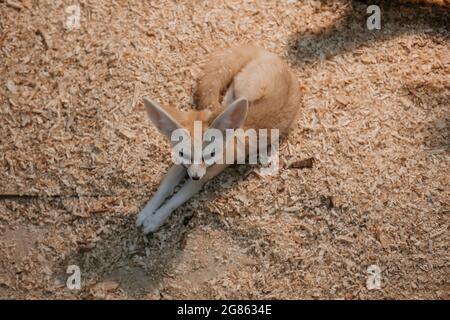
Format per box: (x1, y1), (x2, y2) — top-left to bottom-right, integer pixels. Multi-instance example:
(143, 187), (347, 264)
(140, 179), (204, 234)
(141, 164), (228, 234)
(136, 164), (186, 228)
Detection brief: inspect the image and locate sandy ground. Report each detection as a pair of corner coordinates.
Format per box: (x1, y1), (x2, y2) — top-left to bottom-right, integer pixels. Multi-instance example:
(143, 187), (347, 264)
(0, 0), (449, 299)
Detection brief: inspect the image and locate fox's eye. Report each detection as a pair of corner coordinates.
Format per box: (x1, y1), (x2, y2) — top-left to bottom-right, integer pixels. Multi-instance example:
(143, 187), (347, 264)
(179, 151), (184, 157)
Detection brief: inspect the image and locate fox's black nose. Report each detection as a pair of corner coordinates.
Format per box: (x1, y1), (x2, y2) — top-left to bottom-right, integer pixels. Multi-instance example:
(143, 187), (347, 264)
(191, 176), (200, 180)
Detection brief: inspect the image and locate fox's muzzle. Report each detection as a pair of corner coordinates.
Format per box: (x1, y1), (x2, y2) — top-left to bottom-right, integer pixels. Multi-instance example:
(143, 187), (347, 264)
(187, 163), (206, 180)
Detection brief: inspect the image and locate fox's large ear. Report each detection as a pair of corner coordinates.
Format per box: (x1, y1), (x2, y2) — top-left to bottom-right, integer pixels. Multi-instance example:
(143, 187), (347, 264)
(210, 97), (248, 132)
(143, 97), (182, 139)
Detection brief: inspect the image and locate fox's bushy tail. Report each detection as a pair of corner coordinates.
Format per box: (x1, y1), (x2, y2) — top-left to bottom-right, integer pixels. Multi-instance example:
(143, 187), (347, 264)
(195, 45), (261, 112)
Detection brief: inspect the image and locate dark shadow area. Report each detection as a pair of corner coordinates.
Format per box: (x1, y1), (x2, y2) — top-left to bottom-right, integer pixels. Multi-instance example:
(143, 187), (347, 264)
(404, 81), (450, 151)
(287, 0), (449, 67)
(427, 117), (450, 150)
(57, 163), (259, 298)
(58, 215), (186, 298)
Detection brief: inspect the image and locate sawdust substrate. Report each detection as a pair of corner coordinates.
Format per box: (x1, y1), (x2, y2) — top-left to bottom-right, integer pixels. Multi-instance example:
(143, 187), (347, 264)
(0, 0), (449, 299)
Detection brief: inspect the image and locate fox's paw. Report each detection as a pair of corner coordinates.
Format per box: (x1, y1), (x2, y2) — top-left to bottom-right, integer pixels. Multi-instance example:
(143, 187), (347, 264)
(135, 202), (158, 228)
(136, 211), (149, 228)
(136, 210), (164, 234)
(136, 211), (161, 234)
(140, 213), (166, 234)
(138, 206), (173, 234)
(141, 219), (161, 234)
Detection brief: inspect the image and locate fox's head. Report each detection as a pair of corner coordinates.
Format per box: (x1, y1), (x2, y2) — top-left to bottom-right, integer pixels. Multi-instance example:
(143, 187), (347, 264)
(143, 97), (248, 180)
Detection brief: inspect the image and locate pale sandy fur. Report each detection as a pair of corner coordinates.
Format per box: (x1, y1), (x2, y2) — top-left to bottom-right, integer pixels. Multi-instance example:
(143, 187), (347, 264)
(195, 45), (300, 135)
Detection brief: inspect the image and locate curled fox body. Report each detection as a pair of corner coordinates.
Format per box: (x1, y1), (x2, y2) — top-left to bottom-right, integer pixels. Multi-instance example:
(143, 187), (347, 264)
(136, 45), (300, 233)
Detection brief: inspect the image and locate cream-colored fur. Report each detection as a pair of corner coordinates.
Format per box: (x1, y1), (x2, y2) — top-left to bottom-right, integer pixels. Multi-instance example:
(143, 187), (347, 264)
(137, 45), (300, 233)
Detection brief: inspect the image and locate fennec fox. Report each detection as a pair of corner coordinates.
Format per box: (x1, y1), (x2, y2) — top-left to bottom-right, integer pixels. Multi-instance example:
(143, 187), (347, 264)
(136, 45), (300, 234)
